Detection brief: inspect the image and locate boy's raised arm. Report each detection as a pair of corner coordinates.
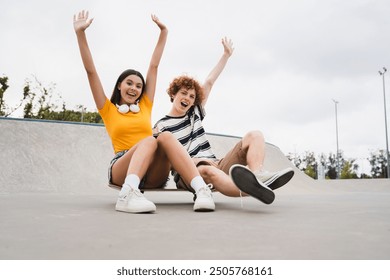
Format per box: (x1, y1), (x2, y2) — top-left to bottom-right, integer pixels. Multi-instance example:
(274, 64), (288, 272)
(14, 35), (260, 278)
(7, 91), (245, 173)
(202, 37), (234, 106)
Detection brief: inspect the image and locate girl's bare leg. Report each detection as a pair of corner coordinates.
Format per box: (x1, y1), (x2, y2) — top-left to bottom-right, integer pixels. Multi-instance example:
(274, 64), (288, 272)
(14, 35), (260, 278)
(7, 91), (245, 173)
(112, 136), (158, 213)
(154, 132), (203, 185)
(142, 144), (172, 189)
(146, 132), (215, 211)
(111, 136), (157, 186)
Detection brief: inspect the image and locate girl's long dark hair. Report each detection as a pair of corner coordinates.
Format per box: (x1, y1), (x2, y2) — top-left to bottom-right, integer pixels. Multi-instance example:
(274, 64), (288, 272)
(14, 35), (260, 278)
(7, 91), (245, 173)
(110, 69), (146, 104)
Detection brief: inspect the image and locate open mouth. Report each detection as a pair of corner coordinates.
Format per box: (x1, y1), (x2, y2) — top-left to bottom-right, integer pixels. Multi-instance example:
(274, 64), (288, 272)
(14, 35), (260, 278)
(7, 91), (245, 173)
(127, 92), (137, 98)
(180, 101), (189, 108)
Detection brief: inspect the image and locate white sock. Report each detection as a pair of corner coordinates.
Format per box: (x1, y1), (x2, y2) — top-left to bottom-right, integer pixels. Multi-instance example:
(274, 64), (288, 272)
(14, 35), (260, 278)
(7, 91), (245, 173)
(119, 174), (140, 196)
(190, 176), (207, 192)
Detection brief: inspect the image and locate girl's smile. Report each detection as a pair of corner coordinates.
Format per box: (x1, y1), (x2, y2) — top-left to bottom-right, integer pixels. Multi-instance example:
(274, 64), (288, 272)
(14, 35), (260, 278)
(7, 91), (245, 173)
(118, 74), (143, 105)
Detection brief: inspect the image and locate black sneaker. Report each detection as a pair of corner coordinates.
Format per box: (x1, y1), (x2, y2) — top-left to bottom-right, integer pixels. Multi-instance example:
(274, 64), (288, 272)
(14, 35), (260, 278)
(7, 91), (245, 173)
(229, 164), (275, 204)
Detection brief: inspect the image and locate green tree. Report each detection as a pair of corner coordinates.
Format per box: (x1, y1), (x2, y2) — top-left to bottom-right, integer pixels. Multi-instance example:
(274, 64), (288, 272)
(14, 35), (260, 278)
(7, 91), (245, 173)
(304, 165), (316, 178)
(287, 151), (318, 179)
(0, 75), (9, 116)
(288, 150), (360, 180)
(287, 152), (301, 170)
(1, 75), (31, 117)
(368, 150), (388, 178)
(340, 160), (359, 179)
(302, 151), (318, 179)
(22, 76), (64, 120)
(325, 152), (338, 179)
(1, 74), (101, 123)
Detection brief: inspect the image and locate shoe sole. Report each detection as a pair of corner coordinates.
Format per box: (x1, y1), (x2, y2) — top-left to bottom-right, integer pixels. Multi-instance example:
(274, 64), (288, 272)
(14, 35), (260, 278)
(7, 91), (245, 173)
(193, 196), (215, 212)
(194, 203), (215, 212)
(194, 207), (215, 212)
(229, 165), (275, 204)
(115, 205), (156, 213)
(265, 168), (295, 190)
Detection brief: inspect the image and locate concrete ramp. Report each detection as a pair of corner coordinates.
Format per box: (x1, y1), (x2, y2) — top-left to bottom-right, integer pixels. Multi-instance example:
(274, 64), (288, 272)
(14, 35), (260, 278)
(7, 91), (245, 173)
(1, 118), (113, 194)
(0, 117), (312, 194)
(1, 117), (389, 260)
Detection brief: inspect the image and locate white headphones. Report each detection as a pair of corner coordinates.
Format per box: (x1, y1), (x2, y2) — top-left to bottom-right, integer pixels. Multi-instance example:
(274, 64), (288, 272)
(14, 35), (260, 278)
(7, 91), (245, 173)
(116, 102), (140, 114)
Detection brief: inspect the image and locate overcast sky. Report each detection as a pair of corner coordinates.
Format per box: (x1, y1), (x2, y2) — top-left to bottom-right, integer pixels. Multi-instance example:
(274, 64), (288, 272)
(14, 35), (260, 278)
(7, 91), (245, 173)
(2, 0), (390, 173)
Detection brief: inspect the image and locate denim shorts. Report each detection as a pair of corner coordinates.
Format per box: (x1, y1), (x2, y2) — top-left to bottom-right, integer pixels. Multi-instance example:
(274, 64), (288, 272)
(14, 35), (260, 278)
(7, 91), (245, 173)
(108, 150), (128, 184)
(108, 150), (147, 189)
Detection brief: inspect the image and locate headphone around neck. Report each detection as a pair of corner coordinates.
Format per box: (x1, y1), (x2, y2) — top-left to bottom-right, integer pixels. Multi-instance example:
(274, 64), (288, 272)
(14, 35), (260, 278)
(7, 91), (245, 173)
(116, 102), (140, 114)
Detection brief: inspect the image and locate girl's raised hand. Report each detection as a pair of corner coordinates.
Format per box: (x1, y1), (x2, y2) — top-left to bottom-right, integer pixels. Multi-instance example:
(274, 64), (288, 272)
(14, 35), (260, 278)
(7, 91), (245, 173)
(73, 10), (93, 33)
(151, 14), (167, 31)
(222, 37), (234, 57)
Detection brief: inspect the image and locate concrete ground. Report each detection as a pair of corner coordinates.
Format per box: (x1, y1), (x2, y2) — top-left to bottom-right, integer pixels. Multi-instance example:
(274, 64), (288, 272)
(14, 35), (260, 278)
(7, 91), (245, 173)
(1, 117), (389, 260)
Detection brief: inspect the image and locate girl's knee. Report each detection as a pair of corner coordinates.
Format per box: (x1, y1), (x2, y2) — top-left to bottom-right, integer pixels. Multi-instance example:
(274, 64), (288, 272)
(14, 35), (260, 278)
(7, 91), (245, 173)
(156, 131), (174, 143)
(140, 136), (158, 150)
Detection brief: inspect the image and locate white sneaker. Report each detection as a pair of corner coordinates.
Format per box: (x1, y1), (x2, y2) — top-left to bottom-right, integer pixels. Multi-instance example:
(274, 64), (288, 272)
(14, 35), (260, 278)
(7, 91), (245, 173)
(193, 185), (215, 212)
(115, 188), (156, 213)
(255, 168), (294, 190)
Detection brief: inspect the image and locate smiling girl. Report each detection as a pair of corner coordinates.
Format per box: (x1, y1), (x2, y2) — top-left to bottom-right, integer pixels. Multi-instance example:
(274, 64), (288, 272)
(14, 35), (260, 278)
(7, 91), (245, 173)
(74, 10), (215, 213)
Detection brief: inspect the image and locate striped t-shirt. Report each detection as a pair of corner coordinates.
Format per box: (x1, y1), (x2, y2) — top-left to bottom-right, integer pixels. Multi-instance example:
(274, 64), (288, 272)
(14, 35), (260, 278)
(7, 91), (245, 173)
(153, 105), (216, 159)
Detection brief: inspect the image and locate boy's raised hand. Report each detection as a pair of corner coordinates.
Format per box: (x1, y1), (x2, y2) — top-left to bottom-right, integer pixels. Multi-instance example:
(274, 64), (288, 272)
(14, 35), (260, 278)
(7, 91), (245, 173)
(73, 10), (93, 33)
(151, 14), (167, 31)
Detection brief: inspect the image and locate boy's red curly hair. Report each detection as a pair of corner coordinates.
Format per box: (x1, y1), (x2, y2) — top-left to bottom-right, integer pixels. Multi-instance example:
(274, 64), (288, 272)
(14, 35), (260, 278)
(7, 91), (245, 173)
(167, 75), (205, 106)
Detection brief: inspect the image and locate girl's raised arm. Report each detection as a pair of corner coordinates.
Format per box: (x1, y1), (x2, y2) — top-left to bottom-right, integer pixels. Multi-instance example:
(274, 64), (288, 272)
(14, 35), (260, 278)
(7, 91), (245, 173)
(73, 10), (106, 110)
(144, 15), (168, 102)
(202, 37), (234, 106)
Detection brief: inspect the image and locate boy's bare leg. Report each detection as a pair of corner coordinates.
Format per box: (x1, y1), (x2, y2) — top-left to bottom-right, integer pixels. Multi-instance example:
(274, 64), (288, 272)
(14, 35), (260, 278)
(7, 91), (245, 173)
(241, 130), (265, 173)
(198, 165), (244, 197)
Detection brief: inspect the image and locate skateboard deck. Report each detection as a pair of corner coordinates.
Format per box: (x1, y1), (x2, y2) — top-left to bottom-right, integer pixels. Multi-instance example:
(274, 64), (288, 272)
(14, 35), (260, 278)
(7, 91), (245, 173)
(108, 183), (186, 191)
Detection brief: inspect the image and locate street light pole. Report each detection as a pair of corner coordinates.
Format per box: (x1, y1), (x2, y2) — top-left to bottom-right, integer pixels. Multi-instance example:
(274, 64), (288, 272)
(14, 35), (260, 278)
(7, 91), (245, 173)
(332, 99), (340, 179)
(379, 67), (390, 179)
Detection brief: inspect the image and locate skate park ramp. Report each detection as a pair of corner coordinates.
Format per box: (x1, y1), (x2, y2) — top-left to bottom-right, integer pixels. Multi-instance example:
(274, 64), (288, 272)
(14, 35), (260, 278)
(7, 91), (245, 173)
(0, 117), (389, 260)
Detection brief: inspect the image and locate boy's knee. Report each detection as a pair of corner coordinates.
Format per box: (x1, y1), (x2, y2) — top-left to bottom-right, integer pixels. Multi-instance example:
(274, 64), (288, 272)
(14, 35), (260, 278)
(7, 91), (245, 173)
(198, 165), (219, 181)
(245, 130), (264, 142)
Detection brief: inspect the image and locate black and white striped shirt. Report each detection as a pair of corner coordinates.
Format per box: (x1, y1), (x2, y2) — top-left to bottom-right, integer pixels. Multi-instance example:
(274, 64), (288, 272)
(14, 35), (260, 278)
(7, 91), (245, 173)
(153, 105), (216, 159)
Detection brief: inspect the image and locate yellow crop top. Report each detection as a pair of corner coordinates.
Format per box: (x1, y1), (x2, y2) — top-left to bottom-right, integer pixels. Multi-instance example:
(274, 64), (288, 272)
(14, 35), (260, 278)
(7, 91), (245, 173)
(98, 95), (153, 154)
